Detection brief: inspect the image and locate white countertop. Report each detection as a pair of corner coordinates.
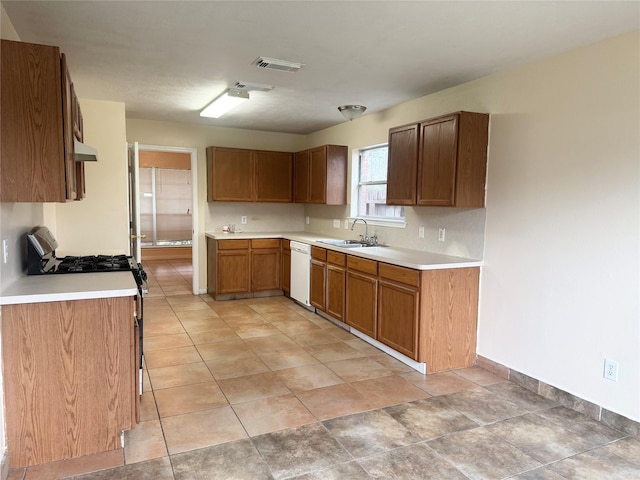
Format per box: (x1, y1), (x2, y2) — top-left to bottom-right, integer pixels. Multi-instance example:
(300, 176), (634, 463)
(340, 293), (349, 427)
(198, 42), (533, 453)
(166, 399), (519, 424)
(0, 272), (139, 305)
(206, 231), (483, 270)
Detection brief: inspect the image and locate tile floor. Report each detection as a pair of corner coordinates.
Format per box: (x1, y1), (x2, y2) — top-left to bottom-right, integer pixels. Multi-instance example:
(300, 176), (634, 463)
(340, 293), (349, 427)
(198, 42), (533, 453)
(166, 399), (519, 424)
(8, 259), (640, 480)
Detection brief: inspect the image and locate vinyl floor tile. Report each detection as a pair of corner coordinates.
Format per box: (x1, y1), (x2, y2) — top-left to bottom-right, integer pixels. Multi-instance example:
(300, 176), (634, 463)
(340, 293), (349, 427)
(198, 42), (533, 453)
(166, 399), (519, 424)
(123, 419), (167, 464)
(604, 436), (640, 465)
(297, 383), (377, 420)
(161, 406), (247, 455)
(439, 386), (526, 425)
(276, 363), (345, 391)
(350, 375), (430, 408)
(289, 461), (372, 480)
(323, 409), (419, 458)
(232, 393), (316, 436)
(171, 439), (273, 480)
(217, 371), (291, 404)
(428, 427), (541, 479)
(148, 362), (213, 390)
(535, 405), (625, 444)
(487, 413), (602, 463)
(154, 382), (228, 417)
(549, 447), (640, 479)
(67, 457), (174, 480)
(252, 423), (351, 480)
(385, 396), (478, 440)
(401, 370), (478, 396)
(359, 443), (469, 480)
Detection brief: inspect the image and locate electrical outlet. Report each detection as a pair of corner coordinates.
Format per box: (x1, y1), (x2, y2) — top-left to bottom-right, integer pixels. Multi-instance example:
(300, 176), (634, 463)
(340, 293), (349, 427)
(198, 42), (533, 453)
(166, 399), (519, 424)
(241, 216), (247, 224)
(344, 219), (349, 229)
(306, 216), (310, 225)
(418, 227), (425, 239)
(438, 228), (446, 242)
(604, 358), (619, 381)
(333, 219), (340, 228)
(2, 239), (8, 264)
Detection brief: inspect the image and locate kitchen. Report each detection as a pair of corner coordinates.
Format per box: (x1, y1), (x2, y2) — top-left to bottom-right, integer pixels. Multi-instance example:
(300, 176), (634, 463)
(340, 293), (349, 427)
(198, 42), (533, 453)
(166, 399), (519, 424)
(1, 1), (639, 479)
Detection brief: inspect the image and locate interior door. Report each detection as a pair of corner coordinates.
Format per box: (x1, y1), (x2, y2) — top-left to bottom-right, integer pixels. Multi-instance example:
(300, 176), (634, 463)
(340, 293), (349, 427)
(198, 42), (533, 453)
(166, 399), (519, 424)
(128, 142), (142, 262)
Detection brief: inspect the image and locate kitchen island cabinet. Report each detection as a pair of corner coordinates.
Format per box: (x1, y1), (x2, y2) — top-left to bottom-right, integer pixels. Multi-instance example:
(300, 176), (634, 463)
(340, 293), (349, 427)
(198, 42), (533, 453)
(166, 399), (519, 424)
(1, 294), (139, 468)
(1, 39), (85, 202)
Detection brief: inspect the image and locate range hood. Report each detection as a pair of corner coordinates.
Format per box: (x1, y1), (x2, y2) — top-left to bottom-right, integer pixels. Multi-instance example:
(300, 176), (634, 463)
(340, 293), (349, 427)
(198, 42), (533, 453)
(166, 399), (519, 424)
(74, 139), (98, 162)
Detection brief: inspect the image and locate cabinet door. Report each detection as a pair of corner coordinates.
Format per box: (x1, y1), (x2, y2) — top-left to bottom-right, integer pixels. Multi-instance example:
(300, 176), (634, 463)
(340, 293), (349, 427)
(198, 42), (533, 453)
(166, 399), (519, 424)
(294, 150), (310, 203)
(282, 246), (291, 295)
(417, 116), (458, 206)
(309, 146), (327, 204)
(251, 249), (281, 291)
(345, 270), (377, 338)
(1, 40), (67, 202)
(377, 279), (420, 359)
(326, 264), (345, 322)
(310, 259), (326, 311)
(217, 250), (250, 293)
(387, 124), (419, 205)
(208, 147), (254, 201)
(255, 150), (292, 202)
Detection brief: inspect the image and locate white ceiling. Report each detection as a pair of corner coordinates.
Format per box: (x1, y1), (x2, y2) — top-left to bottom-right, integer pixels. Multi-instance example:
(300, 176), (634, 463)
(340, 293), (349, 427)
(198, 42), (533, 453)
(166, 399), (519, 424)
(3, 1), (638, 134)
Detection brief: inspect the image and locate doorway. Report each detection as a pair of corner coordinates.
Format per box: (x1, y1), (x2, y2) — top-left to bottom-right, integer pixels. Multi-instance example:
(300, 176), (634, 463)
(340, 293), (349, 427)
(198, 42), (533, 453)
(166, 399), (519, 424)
(130, 144), (199, 294)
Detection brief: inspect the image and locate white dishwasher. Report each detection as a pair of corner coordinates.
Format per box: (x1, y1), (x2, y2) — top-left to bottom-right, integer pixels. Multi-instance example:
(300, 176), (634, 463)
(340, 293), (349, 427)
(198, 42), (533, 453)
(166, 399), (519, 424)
(289, 241), (312, 307)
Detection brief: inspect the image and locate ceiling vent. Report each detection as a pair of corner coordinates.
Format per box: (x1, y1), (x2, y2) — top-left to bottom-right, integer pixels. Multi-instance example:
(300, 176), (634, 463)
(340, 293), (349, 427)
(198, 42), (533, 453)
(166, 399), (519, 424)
(233, 81), (274, 92)
(253, 57), (304, 72)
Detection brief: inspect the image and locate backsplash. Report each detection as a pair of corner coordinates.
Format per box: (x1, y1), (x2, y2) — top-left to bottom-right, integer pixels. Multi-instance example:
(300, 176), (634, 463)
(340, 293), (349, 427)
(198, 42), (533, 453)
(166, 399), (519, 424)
(206, 202), (305, 234)
(303, 204), (486, 260)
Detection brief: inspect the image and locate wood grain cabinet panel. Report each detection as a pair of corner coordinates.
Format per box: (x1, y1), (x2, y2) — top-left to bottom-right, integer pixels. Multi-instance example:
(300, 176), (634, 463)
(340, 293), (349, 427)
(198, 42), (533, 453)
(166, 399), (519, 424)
(207, 147), (254, 201)
(345, 269), (377, 338)
(387, 124), (419, 205)
(310, 258), (327, 311)
(1, 40), (84, 202)
(386, 111), (489, 208)
(282, 240), (291, 296)
(377, 279), (420, 359)
(254, 150), (293, 202)
(208, 238), (283, 299)
(326, 263), (346, 322)
(207, 147), (292, 203)
(251, 248), (281, 291)
(2, 297), (137, 467)
(294, 145), (347, 205)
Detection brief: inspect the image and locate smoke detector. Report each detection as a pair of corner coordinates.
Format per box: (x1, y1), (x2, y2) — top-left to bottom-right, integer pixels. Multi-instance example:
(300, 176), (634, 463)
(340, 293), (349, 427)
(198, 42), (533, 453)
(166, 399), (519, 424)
(253, 57), (304, 72)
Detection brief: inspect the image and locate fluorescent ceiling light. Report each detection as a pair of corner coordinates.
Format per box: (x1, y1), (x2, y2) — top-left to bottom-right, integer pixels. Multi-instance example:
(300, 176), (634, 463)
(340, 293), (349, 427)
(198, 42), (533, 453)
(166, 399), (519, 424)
(200, 89), (249, 118)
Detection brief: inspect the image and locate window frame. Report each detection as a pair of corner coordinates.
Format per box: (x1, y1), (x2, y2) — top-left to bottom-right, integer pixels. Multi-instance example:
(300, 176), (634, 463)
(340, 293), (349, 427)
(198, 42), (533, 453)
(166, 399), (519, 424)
(349, 144), (406, 228)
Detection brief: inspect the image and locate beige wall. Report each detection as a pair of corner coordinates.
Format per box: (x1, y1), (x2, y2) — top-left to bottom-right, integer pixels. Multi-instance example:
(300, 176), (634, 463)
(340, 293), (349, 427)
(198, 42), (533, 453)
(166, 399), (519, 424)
(310, 30), (640, 420)
(126, 119), (307, 292)
(53, 100), (129, 256)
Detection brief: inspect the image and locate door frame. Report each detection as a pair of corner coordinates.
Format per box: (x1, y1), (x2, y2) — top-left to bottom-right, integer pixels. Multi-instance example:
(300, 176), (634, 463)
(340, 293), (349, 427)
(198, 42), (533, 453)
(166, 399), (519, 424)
(137, 144), (200, 295)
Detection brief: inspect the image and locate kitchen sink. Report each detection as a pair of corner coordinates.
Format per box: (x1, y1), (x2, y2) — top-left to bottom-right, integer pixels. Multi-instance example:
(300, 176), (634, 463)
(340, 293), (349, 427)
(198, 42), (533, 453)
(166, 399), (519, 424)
(317, 239), (386, 248)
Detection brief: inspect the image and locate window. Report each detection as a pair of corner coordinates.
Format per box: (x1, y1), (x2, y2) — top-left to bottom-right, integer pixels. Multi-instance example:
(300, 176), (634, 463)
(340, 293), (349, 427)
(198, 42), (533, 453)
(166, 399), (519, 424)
(356, 145), (405, 222)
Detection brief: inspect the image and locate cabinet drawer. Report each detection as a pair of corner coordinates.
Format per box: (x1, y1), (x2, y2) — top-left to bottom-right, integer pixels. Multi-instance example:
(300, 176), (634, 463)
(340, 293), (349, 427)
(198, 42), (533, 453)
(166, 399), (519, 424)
(251, 238), (280, 249)
(217, 239), (250, 250)
(378, 263), (420, 287)
(311, 246), (327, 261)
(347, 255), (377, 275)
(327, 251), (346, 267)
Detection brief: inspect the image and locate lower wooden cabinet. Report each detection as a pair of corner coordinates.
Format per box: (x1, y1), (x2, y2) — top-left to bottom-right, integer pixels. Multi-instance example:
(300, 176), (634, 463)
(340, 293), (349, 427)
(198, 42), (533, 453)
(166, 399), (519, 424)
(325, 251), (346, 322)
(208, 237), (283, 300)
(309, 246), (327, 310)
(377, 279), (419, 359)
(345, 270), (378, 339)
(2, 296), (139, 468)
(282, 240), (291, 296)
(251, 239), (281, 291)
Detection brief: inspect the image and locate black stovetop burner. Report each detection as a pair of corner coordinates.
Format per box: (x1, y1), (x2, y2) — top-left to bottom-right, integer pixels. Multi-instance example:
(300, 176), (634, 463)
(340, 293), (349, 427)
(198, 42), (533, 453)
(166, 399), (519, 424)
(54, 254), (136, 273)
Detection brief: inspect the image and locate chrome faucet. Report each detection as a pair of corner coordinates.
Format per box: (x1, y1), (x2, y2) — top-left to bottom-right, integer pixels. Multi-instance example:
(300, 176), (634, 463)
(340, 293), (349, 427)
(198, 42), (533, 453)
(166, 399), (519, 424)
(351, 218), (373, 245)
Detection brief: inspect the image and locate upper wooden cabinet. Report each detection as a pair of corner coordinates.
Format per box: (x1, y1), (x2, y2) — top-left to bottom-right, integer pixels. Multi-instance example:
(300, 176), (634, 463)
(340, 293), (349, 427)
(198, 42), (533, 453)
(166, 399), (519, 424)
(207, 146), (292, 202)
(387, 111), (489, 208)
(294, 145), (348, 205)
(1, 40), (85, 202)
